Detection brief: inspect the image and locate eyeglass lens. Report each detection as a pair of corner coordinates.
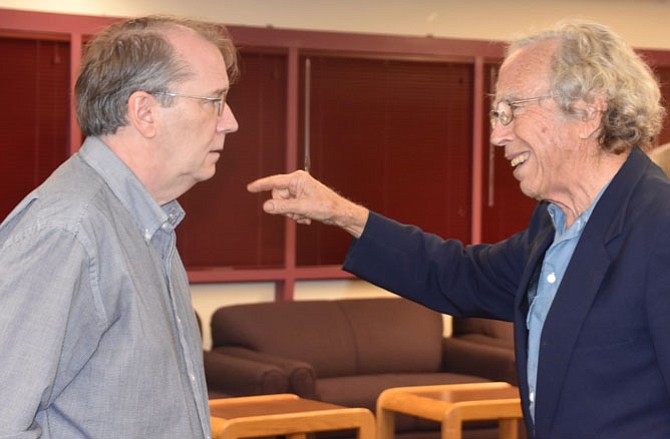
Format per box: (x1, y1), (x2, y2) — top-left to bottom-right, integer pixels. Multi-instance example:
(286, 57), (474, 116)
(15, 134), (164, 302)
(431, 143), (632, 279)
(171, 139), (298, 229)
(490, 101), (512, 128)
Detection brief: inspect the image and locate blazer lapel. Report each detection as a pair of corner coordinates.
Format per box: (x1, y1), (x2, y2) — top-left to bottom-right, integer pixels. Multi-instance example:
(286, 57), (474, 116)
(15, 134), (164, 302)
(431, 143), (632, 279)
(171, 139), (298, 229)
(533, 148), (649, 435)
(533, 234), (611, 434)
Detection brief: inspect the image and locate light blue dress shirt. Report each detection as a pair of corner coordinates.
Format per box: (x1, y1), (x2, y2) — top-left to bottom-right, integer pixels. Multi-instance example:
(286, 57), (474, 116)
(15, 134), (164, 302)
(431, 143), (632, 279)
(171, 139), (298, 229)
(526, 185), (608, 422)
(0, 137), (211, 438)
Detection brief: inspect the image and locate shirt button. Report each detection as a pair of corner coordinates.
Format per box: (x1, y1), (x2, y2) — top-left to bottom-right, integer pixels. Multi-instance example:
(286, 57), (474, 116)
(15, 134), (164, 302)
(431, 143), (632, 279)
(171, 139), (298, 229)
(530, 391), (535, 402)
(547, 272), (556, 283)
(189, 374), (196, 382)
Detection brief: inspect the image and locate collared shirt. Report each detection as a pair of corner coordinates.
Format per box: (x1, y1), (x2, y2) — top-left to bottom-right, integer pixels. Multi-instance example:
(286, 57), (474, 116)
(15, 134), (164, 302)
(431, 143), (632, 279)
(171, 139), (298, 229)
(0, 137), (211, 438)
(526, 185), (608, 422)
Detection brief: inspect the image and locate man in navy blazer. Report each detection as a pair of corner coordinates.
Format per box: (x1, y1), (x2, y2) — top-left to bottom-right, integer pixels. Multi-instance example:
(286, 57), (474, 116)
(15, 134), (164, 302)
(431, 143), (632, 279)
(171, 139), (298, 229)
(248, 20), (670, 438)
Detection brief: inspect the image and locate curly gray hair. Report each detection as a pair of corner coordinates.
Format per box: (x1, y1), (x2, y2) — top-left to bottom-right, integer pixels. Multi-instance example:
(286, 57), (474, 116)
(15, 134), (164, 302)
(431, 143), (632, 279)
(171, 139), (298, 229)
(508, 19), (665, 153)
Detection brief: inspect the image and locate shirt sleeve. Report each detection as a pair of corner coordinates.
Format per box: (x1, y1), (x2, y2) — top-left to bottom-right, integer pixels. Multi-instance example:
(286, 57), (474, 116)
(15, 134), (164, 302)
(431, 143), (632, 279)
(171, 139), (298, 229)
(0, 225), (94, 437)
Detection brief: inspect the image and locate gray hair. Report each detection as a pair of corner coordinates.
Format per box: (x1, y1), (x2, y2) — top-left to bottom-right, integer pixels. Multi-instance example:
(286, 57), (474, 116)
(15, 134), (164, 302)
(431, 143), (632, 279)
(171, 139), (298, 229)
(508, 19), (665, 153)
(75, 15), (238, 136)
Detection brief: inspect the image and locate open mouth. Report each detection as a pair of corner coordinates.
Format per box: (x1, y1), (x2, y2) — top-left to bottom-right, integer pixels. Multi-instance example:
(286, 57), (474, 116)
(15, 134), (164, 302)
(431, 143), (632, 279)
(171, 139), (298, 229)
(510, 152), (530, 168)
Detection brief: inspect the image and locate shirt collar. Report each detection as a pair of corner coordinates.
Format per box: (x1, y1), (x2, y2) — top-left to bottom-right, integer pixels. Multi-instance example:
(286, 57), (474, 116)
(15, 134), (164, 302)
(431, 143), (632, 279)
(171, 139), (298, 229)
(78, 137), (185, 242)
(547, 180), (611, 239)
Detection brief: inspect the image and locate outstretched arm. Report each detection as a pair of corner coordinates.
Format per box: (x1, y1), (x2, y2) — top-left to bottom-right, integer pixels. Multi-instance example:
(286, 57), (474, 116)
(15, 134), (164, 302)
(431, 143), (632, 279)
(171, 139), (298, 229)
(247, 170), (369, 238)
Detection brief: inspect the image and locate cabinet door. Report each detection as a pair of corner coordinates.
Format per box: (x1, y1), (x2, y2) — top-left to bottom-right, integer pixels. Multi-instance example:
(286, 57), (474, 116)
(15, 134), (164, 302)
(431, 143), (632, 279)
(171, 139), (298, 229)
(297, 55), (473, 266)
(177, 51), (287, 269)
(0, 37), (70, 220)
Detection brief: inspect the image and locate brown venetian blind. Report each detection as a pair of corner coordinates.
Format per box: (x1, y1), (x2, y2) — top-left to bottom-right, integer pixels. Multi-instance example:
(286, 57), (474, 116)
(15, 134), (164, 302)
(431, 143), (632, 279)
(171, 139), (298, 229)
(177, 51), (287, 269)
(297, 55), (474, 265)
(0, 37), (70, 220)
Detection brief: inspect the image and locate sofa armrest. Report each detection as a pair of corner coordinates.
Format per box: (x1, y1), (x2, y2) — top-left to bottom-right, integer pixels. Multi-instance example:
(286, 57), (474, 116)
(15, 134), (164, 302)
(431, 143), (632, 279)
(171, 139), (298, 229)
(212, 346), (318, 399)
(203, 349), (288, 396)
(442, 337), (517, 385)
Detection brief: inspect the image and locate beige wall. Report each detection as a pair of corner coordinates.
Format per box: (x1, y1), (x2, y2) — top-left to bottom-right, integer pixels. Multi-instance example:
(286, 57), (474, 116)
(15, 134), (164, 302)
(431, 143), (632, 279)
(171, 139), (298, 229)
(2, 0), (670, 49)
(3, 0), (668, 346)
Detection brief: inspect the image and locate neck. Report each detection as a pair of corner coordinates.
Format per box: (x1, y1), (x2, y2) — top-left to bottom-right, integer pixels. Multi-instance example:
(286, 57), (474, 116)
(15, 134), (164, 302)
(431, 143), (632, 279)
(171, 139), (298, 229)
(100, 132), (188, 206)
(549, 150), (628, 228)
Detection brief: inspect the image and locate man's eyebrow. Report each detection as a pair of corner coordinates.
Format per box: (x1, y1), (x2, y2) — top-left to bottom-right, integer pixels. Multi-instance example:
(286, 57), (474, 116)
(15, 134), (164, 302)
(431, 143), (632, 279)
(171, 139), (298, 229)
(490, 92), (516, 101)
(212, 88), (229, 96)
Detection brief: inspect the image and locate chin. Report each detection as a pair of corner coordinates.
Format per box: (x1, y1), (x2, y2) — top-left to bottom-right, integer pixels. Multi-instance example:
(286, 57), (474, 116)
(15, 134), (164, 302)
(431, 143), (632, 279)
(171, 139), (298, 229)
(519, 183), (538, 201)
(196, 166), (217, 183)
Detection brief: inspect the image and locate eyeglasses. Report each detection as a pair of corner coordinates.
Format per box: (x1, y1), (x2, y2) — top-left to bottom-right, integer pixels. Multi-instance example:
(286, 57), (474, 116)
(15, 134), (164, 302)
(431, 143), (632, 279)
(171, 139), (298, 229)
(150, 91), (227, 117)
(489, 95), (553, 129)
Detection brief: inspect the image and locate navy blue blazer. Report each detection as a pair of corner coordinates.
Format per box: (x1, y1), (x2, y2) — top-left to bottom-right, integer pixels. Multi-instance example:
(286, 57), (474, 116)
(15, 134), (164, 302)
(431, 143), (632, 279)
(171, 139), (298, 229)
(343, 148), (670, 438)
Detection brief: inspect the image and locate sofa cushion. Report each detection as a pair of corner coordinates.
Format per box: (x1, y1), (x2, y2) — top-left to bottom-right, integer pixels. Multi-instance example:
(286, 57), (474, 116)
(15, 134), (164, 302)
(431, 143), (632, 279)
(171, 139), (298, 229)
(442, 337), (517, 385)
(212, 300), (358, 377)
(336, 298), (444, 375)
(203, 350), (288, 396)
(210, 298), (444, 378)
(213, 346), (319, 399)
(452, 317), (514, 349)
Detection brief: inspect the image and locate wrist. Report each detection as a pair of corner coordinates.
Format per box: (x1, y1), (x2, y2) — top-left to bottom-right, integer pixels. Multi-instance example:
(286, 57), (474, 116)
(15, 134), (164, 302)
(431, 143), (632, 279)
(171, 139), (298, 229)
(339, 203), (369, 239)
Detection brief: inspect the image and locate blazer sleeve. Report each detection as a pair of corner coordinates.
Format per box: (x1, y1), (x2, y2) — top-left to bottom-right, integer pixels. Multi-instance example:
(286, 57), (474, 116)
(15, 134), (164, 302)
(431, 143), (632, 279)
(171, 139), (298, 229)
(343, 210), (544, 321)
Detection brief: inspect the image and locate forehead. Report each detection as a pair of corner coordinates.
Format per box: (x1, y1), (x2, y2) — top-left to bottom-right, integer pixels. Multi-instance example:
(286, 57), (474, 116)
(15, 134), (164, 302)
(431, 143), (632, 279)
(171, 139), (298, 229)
(165, 27), (229, 88)
(495, 39), (558, 100)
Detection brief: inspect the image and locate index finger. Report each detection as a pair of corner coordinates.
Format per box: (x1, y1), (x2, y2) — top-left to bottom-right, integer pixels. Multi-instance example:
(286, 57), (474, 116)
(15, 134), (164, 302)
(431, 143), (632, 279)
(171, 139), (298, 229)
(247, 174), (294, 193)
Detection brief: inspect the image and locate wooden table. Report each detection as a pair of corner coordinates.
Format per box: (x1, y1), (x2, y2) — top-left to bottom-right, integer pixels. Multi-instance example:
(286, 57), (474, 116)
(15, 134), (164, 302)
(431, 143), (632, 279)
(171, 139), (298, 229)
(376, 382), (523, 439)
(210, 393), (375, 439)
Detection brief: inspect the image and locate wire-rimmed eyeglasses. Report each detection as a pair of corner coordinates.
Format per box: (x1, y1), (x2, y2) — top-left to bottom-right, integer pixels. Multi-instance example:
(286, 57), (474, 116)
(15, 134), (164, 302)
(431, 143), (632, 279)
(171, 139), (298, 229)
(489, 95), (553, 129)
(149, 91), (227, 117)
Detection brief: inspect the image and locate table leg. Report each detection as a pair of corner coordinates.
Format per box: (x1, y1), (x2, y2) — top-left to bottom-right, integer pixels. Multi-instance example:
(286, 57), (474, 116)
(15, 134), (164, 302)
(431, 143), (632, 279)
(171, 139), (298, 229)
(498, 419), (518, 439)
(376, 406), (396, 439)
(355, 408), (376, 439)
(442, 416), (463, 439)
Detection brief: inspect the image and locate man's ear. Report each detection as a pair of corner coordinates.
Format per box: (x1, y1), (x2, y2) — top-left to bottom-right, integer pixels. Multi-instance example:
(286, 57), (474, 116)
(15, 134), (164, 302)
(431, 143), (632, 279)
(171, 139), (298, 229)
(127, 91), (158, 138)
(576, 94), (607, 140)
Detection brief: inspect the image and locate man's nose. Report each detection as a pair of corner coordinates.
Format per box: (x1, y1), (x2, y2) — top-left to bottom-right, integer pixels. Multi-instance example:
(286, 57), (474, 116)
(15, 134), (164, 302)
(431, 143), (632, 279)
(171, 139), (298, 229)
(490, 120), (513, 147)
(218, 103), (239, 133)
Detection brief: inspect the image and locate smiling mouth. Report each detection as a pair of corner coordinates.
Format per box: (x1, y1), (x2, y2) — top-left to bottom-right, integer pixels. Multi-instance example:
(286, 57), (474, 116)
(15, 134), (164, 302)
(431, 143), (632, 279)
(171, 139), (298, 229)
(510, 152), (530, 168)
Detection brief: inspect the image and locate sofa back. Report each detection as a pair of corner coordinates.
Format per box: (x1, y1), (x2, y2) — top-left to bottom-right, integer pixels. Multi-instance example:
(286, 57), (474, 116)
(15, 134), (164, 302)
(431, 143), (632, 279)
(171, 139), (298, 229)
(210, 297), (444, 378)
(451, 317), (514, 349)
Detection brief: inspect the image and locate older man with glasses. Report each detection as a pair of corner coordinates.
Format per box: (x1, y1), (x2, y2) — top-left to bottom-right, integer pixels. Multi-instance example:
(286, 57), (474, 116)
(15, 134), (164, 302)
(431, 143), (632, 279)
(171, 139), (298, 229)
(248, 19), (670, 438)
